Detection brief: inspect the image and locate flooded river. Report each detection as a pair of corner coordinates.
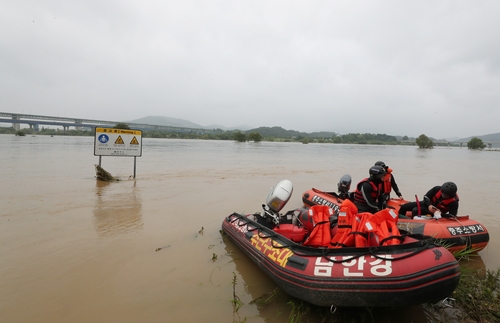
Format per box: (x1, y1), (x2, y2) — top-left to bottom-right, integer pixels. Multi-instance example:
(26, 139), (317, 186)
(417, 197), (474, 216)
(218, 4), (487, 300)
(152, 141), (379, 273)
(1, 135), (499, 322)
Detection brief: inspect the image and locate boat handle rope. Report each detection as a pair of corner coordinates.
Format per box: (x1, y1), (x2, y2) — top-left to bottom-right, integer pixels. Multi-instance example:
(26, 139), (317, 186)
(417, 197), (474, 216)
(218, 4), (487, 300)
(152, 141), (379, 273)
(379, 234), (406, 246)
(229, 216), (253, 231)
(227, 213), (291, 248)
(368, 243), (433, 262)
(228, 213), (437, 260)
(317, 239), (434, 263)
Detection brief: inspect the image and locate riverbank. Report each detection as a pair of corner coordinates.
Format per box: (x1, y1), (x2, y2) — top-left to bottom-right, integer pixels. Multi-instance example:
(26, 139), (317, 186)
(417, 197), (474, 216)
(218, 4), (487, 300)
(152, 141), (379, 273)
(225, 258), (500, 323)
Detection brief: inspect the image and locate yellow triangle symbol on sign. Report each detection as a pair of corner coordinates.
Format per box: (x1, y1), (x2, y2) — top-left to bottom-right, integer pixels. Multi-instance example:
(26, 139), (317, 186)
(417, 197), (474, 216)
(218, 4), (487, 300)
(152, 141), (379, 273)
(115, 136), (125, 144)
(130, 136), (139, 145)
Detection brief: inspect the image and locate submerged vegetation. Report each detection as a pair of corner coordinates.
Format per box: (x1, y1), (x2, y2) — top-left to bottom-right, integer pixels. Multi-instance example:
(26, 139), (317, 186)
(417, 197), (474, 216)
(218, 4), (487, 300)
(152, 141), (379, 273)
(452, 268), (500, 323)
(416, 133), (434, 148)
(227, 264), (500, 323)
(94, 164), (119, 181)
(467, 137), (486, 150)
(220, 230), (499, 322)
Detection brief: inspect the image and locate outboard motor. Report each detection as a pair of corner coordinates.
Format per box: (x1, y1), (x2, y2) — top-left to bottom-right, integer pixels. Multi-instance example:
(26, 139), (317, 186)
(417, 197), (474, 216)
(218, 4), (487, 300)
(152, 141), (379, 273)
(259, 180), (293, 227)
(337, 174), (352, 200)
(261, 180), (307, 243)
(266, 179), (293, 213)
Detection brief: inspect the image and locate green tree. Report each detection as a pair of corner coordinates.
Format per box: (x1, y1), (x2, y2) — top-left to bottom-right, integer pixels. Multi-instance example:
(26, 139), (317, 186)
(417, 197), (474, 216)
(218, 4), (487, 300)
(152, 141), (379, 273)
(415, 134), (434, 148)
(113, 123), (130, 129)
(247, 132), (262, 142)
(402, 135), (409, 140)
(332, 136), (342, 143)
(467, 137), (486, 149)
(0, 127), (16, 134)
(233, 131), (247, 142)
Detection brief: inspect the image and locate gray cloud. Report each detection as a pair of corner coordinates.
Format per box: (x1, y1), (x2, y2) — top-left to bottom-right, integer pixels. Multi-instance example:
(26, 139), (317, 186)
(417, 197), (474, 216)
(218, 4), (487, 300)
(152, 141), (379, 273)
(2, 0), (499, 138)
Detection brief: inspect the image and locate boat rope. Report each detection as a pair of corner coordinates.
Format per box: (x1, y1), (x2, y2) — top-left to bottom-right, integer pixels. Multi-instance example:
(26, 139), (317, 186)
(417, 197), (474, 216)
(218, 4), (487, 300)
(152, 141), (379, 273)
(447, 216), (473, 250)
(316, 239), (433, 264)
(227, 213), (294, 249)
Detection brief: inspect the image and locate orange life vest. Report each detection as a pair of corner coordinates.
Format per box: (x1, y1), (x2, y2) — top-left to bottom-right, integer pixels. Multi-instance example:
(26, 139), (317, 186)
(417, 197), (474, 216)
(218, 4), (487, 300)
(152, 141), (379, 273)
(431, 191), (459, 213)
(367, 208), (401, 246)
(381, 168), (393, 194)
(303, 205), (332, 247)
(349, 212), (374, 247)
(353, 178), (381, 206)
(329, 203), (401, 248)
(329, 199), (358, 248)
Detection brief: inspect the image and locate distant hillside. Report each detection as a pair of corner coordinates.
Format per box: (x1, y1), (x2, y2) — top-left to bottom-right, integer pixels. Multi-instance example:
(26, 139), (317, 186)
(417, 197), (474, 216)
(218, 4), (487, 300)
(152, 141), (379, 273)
(245, 126), (336, 138)
(127, 116), (251, 131)
(455, 132), (500, 142)
(127, 116), (204, 129)
(205, 124), (252, 131)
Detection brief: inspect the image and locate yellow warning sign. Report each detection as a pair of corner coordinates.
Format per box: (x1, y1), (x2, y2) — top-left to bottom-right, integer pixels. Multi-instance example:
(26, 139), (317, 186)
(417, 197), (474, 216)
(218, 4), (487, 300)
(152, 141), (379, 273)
(115, 136), (125, 144)
(95, 127), (142, 157)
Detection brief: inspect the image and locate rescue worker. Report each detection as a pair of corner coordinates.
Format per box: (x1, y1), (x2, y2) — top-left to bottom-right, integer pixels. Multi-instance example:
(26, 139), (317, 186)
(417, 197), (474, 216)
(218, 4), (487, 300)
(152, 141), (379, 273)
(353, 165), (386, 214)
(398, 182), (459, 218)
(374, 161), (403, 209)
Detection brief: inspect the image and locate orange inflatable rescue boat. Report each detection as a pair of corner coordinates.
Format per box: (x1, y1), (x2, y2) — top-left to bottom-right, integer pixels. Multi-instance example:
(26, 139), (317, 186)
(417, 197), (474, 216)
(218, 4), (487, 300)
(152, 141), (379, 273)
(222, 180), (460, 308)
(302, 187), (489, 253)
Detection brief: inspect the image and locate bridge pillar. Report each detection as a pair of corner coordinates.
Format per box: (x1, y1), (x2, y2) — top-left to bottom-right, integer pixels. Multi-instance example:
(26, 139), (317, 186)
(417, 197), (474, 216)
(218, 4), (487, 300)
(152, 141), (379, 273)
(74, 121), (82, 131)
(12, 115), (20, 131)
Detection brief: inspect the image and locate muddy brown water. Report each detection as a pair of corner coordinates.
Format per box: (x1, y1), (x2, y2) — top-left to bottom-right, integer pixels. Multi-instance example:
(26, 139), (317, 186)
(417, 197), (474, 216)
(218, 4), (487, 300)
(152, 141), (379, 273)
(1, 135), (499, 322)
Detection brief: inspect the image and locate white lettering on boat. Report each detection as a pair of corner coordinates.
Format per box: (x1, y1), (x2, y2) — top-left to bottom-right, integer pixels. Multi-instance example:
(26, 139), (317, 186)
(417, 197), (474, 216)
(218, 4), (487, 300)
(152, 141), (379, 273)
(313, 255), (393, 277)
(447, 224), (485, 236)
(311, 195), (340, 212)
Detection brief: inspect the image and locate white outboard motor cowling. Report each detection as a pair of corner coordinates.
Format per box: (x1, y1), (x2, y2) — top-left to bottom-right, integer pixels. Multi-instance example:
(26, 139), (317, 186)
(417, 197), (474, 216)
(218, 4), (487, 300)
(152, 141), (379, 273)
(265, 180), (293, 213)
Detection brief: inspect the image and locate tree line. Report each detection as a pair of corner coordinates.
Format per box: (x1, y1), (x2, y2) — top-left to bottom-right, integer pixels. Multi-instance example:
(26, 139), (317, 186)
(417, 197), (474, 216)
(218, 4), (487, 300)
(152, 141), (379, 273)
(1, 125), (487, 149)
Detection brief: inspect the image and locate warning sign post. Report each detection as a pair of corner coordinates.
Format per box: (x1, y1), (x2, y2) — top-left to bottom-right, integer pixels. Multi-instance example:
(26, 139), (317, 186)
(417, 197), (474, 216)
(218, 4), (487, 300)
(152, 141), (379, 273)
(94, 127), (143, 178)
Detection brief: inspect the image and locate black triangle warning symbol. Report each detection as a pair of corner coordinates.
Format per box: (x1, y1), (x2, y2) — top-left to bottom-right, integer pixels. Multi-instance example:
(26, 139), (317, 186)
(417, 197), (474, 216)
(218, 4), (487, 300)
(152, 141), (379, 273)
(130, 137), (139, 145)
(115, 136), (125, 144)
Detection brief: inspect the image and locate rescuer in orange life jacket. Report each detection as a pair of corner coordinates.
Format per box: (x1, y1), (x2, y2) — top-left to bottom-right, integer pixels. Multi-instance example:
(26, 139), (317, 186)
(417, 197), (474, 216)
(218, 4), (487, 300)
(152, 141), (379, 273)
(353, 165), (386, 214)
(374, 161), (403, 209)
(398, 182), (459, 219)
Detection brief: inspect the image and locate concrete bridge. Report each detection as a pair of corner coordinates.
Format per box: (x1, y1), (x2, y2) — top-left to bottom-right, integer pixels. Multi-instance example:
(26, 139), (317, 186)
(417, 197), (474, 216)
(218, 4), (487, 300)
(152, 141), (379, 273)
(0, 112), (214, 134)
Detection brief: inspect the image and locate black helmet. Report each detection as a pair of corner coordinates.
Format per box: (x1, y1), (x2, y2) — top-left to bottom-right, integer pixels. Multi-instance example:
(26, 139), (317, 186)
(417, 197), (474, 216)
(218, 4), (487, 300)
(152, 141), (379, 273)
(374, 161), (386, 168)
(441, 182), (457, 196)
(369, 165), (386, 179)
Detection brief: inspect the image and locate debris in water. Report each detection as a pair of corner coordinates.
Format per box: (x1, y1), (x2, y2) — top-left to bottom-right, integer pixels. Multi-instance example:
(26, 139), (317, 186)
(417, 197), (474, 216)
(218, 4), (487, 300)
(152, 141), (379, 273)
(155, 245), (171, 252)
(95, 164), (119, 182)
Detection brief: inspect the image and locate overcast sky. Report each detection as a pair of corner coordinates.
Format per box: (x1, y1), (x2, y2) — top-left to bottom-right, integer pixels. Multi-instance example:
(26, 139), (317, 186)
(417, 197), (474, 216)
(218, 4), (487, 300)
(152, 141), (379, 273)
(2, 1), (499, 139)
